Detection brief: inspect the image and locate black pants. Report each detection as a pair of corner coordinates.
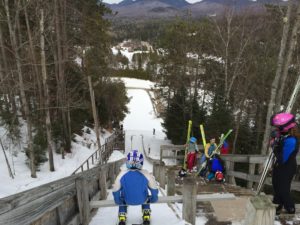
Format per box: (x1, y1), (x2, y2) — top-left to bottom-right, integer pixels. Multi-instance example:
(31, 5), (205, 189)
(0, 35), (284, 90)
(272, 160), (296, 211)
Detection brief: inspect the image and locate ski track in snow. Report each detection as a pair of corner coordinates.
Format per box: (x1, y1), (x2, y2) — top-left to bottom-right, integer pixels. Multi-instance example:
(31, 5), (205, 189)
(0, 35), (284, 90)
(90, 84), (206, 225)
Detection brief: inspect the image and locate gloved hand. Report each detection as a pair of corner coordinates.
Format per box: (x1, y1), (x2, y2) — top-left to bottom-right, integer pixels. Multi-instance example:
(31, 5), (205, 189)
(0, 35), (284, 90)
(148, 195), (158, 203)
(148, 188), (158, 203)
(112, 191), (123, 205)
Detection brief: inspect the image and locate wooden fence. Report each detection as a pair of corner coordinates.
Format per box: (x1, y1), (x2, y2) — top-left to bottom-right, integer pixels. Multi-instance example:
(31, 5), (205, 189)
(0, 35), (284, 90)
(72, 130), (125, 174)
(159, 145), (300, 192)
(221, 154), (300, 190)
(0, 159), (125, 225)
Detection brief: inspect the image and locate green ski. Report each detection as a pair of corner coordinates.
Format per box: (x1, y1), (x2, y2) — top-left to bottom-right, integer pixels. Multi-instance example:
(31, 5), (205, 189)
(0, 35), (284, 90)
(196, 129), (233, 177)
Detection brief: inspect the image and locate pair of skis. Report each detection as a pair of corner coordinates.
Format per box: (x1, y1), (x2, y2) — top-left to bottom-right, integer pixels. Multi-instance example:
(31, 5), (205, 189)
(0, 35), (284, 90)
(196, 126), (233, 177)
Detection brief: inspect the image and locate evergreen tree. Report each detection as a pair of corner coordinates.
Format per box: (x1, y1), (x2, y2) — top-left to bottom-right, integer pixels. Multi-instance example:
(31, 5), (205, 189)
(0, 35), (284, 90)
(163, 86), (188, 144)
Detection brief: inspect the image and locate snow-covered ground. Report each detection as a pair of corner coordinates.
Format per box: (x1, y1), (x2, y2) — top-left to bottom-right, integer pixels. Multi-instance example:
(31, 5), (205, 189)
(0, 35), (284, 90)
(0, 125), (111, 198)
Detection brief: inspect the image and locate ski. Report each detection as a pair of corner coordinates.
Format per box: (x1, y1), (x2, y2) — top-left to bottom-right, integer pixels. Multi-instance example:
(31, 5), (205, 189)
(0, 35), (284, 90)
(214, 129), (233, 155)
(183, 120), (192, 171)
(196, 129), (233, 177)
(200, 124), (207, 148)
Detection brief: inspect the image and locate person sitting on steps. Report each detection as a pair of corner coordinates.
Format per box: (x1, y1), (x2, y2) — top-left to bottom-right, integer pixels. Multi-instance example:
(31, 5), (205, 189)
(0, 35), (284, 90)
(112, 150), (159, 225)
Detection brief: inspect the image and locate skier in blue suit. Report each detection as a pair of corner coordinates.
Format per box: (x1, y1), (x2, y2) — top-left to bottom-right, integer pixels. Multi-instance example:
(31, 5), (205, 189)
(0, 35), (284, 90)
(112, 150), (158, 225)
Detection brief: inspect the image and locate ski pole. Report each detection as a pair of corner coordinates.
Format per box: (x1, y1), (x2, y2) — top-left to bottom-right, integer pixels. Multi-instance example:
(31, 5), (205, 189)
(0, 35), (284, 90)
(256, 151), (274, 195)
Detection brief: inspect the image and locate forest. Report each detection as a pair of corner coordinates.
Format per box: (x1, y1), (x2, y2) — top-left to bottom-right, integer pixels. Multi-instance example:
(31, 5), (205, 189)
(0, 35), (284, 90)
(0, 0), (300, 178)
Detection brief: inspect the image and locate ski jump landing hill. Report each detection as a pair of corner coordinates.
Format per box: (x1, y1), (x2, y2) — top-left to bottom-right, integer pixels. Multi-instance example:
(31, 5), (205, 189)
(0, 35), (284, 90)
(0, 78), (300, 225)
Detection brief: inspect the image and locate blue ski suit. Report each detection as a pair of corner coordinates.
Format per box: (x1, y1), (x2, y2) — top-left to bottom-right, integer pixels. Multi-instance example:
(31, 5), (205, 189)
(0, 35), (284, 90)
(112, 169), (159, 213)
(272, 135), (298, 212)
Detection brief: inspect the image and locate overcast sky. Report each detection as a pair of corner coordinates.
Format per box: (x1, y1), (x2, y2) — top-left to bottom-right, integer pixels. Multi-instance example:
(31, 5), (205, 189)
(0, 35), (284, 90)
(102, 0), (202, 4)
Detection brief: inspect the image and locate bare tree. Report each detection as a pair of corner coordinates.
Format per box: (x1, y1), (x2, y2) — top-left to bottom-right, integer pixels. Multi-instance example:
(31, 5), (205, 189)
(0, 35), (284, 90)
(40, 8), (55, 172)
(54, 0), (71, 152)
(88, 76), (102, 156)
(4, 0), (36, 177)
(23, 0), (43, 108)
(261, 0), (293, 155)
(275, 1), (300, 111)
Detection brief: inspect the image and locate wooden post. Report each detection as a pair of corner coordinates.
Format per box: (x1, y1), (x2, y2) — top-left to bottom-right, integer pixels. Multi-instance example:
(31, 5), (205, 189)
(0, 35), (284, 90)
(247, 163), (256, 189)
(167, 167), (176, 196)
(87, 160), (89, 170)
(243, 195), (275, 225)
(108, 163), (116, 188)
(76, 177), (90, 225)
(160, 147), (163, 163)
(225, 161), (236, 185)
(159, 162), (166, 189)
(153, 161), (160, 180)
(182, 177), (197, 225)
(99, 167), (107, 200)
(114, 162), (120, 177)
(92, 155), (94, 165)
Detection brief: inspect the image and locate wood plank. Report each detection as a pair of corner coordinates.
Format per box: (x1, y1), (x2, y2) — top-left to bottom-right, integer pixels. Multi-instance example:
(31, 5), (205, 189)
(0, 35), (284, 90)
(0, 184), (75, 225)
(0, 159), (124, 215)
(66, 214), (80, 225)
(90, 193), (236, 208)
(76, 178), (90, 225)
(0, 175), (78, 215)
(160, 145), (204, 151)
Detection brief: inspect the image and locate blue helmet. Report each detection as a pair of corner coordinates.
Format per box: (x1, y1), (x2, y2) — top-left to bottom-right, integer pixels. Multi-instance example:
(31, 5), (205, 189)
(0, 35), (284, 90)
(126, 150), (144, 169)
(190, 137), (197, 143)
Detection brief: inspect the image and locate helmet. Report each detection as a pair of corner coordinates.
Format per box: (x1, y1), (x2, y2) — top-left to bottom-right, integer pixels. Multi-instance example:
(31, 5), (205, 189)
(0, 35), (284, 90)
(271, 113), (297, 132)
(126, 150), (144, 169)
(215, 171), (224, 182)
(190, 137), (197, 143)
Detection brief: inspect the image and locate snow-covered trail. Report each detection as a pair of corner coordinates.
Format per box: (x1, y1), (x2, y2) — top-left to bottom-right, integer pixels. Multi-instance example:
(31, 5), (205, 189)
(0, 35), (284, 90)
(90, 86), (201, 225)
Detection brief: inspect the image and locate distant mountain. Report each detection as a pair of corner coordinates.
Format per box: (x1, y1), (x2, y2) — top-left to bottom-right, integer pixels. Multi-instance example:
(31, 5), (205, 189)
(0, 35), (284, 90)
(109, 0), (183, 18)
(117, 0), (190, 8)
(105, 0), (287, 19)
(186, 0), (286, 17)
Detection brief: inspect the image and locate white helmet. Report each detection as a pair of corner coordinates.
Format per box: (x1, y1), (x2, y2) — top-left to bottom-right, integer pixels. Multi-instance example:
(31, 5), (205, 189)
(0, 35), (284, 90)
(126, 150), (144, 169)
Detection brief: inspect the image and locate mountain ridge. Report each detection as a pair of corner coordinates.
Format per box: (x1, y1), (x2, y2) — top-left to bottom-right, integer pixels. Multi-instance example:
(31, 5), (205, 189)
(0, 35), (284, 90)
(105, 0), (287, 19)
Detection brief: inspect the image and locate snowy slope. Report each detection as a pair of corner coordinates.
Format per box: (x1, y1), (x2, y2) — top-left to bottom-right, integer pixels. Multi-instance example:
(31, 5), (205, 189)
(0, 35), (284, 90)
(90, 78), (209, 225)
(0, 125), (111, 198)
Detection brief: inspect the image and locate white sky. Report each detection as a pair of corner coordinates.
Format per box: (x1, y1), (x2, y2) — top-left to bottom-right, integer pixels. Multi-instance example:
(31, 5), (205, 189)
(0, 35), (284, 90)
(102, 0), (203, 4)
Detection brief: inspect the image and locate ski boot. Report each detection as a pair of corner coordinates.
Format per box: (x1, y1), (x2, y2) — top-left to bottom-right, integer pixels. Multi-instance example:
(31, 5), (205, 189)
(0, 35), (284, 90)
(142, 209), (151, 225)
(118, 212), (126, 225)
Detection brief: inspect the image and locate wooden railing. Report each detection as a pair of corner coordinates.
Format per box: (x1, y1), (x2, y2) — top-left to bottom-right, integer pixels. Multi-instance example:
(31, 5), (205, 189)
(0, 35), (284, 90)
(159, 144), (204, 163)
(159, 145), (300, 192)
(0, 159), (125, 225)
(221, 154), (300, 191)
(72, 130), (125, 174)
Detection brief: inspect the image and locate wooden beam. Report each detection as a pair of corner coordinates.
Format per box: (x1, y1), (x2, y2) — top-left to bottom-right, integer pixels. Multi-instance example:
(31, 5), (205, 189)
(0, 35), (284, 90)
(75, 178), (90, 225)
(89, 193), (236, 208)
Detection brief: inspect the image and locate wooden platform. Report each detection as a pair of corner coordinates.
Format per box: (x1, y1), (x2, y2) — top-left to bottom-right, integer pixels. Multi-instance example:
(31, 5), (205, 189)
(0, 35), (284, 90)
(175, 176), (300, 224)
